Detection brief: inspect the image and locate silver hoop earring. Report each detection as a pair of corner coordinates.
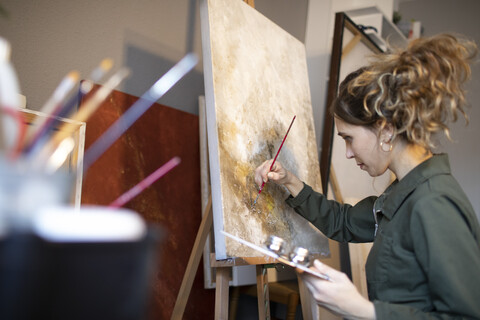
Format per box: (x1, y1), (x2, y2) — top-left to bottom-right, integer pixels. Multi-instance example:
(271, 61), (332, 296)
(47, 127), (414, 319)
(380, 141), (393, 152)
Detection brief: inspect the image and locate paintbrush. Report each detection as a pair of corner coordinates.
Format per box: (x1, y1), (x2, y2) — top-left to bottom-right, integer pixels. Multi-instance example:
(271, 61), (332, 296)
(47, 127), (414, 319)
(252, 115), (296, 208)
(89, 58), (113, 83)
(108, 156), (181, 208)
(21, 71), (80, 152)
(55, 58), (114, 120)
(24, 59), (114, 156)
(0, 37), (23, 155)
(31, 67), (130, 168)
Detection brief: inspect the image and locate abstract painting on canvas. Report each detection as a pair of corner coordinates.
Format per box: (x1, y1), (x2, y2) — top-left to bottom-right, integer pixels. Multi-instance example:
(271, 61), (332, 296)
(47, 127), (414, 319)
(200, 0), (329, 259)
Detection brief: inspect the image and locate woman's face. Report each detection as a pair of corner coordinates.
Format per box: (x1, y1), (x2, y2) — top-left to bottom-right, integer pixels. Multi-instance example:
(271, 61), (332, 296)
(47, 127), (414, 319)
(334, 117), (391, 177)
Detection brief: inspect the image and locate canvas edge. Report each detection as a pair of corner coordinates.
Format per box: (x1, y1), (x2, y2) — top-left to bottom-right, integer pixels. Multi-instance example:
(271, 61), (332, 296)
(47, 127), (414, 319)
(199, 0), (228, 260)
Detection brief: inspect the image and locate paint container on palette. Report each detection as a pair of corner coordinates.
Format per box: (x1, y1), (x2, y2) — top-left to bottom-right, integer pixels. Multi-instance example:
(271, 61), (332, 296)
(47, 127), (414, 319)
(0, 205), (163, 320)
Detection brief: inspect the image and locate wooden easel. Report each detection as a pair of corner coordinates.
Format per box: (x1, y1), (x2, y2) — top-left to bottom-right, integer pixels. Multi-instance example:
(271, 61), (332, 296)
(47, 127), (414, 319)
(171, 189), (315, 319)
(171, 98), (279, 320)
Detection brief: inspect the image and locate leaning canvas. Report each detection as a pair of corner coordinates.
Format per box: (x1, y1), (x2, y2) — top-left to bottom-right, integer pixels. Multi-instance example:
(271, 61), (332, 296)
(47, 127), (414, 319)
(200, 0), (329, 259)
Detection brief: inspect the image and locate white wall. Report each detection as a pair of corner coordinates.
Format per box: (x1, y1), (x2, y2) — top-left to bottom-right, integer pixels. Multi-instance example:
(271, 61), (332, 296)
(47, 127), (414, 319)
(0, 0), (308, 116)
(0, 1), (207, 114)
(399, 0), (480, 219)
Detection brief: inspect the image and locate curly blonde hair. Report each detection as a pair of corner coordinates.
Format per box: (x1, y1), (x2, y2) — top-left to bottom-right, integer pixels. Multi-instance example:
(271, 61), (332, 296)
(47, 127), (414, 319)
(332, 33), (478, 151)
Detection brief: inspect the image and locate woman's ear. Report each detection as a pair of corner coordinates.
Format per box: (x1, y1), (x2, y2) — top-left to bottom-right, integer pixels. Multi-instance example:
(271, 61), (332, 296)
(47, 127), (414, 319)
(380, 123), (394, 142)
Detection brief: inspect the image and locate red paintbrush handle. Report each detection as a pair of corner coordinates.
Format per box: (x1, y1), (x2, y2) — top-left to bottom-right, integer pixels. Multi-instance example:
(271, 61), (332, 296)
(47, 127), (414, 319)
(256, 115), (296, 197)
(269, 115), (296, 171)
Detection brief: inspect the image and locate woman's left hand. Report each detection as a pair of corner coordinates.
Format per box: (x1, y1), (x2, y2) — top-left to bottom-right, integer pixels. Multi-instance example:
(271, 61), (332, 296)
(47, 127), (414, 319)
(299, 260), (376, 320)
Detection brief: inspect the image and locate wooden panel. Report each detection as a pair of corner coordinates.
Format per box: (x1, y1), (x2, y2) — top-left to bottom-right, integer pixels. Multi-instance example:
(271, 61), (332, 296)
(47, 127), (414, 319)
(81, 86), (215, 319)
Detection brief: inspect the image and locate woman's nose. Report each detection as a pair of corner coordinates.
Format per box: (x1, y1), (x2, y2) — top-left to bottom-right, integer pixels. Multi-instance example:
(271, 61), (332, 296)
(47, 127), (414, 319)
(345, 147), (354, 159)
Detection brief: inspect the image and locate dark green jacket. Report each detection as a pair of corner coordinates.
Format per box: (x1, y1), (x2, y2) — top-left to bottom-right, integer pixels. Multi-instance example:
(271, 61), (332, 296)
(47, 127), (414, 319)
(286, 154), (480, 319)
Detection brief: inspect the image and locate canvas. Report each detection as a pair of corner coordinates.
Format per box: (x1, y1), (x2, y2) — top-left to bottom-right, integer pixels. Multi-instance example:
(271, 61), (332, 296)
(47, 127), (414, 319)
(201, 0), (329, 260)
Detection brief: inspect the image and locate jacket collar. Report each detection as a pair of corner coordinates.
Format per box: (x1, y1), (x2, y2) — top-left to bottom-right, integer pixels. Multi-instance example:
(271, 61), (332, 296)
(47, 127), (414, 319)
(378, 154), (451, 220)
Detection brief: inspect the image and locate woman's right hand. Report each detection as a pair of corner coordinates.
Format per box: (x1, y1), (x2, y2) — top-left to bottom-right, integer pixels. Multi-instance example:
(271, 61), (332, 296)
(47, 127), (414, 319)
(254, 159), (289, 187)
(254, 160), (304, 197)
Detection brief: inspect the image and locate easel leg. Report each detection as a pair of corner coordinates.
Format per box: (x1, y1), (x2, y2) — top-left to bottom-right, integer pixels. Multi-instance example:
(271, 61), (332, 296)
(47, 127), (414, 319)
(256, 265), (271, 320)
(171, 197), (213, 320)
(297, 274), (315, 320)
(215, 267), (231, 320)
(286, 289), (300, 320)
(229, 286), (240, 320)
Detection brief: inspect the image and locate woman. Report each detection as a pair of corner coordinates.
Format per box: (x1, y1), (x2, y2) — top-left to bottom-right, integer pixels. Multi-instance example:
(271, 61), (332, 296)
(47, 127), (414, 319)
(255, 34), (480, 319)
